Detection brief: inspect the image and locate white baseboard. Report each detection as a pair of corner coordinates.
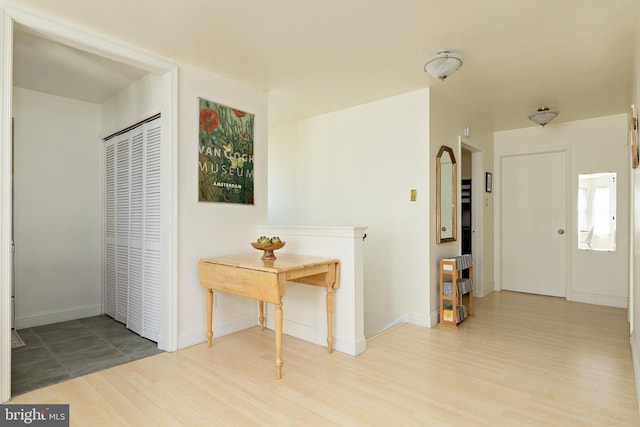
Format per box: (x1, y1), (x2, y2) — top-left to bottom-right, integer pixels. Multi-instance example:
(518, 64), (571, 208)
(177, 313), (258, 350)
(631, 332), (640, 416)
(366, 314), (412, 338)
(178, 311), (368, 356)
(265, 315), (366, 356)
(478, 281), (495, 298)
(349, 336), (367, 356)
(177, 329), (205, 350)
(430, 308), (439, 327)
(409, 311), (431, 328)
(568, 291), (627, 308)
(15, 304), (102, 329)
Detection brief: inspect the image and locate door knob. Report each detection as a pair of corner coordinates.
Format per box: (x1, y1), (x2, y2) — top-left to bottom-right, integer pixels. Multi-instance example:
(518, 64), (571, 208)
(557, 229), (565, 235)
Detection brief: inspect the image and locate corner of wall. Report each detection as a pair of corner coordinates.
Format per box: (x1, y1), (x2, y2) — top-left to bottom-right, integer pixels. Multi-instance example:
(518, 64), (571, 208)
(409, 311), (432, 328)
(631, 332), (640, 415)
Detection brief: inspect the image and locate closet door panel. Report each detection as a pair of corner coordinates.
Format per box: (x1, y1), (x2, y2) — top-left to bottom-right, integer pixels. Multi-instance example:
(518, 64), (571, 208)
(142, 118), (162, 341)
(104, 141), (117, 319)
(145, 120), (161, 249)
(127, 247), (143, 334)
(143, 250), (161, 341)
(127, 128), (145, 335)
(115, 134), (130, 323)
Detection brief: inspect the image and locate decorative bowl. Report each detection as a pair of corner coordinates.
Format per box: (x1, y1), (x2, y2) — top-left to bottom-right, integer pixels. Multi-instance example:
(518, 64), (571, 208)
(251, 241), (286, 260)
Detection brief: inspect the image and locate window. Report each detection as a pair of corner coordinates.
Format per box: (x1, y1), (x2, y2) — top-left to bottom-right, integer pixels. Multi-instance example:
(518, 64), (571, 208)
(592, 186), (610, 236)
(577, 173), (616, 251)
(577, 187), (587, 231)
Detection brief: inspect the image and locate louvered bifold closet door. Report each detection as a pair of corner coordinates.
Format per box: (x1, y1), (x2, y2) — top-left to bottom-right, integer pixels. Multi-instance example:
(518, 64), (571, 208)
(104, 116), (161, 343)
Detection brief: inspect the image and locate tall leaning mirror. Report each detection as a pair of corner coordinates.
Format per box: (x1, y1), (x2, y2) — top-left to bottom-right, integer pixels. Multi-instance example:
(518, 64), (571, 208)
(436, 145), (457, 243)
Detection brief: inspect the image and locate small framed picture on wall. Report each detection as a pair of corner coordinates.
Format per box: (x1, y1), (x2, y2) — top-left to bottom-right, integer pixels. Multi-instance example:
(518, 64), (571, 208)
(485, 172), (492, 193)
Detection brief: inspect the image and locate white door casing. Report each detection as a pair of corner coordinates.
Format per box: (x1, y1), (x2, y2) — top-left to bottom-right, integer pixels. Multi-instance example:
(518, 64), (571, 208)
(0, 7), (12, 404)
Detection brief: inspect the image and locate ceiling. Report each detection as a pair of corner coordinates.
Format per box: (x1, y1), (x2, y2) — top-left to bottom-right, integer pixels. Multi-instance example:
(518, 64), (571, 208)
(10, 0), (639, 131)
(13, 28), (149, 104)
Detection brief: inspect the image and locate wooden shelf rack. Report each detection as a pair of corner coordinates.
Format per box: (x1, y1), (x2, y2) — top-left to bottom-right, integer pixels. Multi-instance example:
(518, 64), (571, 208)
(439, 254), (474, 326)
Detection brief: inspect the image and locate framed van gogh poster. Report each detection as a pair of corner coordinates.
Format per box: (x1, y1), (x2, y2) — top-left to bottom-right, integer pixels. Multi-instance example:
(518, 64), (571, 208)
(198, 97), (255, 204)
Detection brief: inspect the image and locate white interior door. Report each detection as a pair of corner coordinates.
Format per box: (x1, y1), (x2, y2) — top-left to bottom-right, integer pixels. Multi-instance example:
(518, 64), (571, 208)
(501, 150), (568, 297)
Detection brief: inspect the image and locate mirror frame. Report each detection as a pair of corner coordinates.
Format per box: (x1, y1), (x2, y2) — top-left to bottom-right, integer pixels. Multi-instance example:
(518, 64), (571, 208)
(436, 145), (457, 243)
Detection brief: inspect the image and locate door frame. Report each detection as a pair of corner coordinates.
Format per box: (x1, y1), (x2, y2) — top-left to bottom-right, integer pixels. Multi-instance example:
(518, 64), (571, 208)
(494, 145), (573, 298)
(460, 138), (485, 296)
(0, 4), (179, 403)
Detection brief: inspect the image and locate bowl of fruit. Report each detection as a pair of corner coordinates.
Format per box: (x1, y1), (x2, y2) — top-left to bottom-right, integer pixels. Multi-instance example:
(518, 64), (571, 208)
(251, 236), (286, 260)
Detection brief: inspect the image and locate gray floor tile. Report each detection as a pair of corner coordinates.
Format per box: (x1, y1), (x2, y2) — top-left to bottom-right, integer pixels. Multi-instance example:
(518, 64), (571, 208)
(91, 321), (129, 336)
(46, 335), (110, 357)
(35, 327), (94, 344)
(61, 345), (130, 377)
(11, 359), (71, 396)
(101, 332), (158, 356)
(127, 345), (164, 360)
(94, 325), (133, 339)
(11, 345), (52, 368)
(78, 315), (119, 327)
(14, 329), (41, 346)
(30, 320), (87, 334)
(11, 315), (162, 396)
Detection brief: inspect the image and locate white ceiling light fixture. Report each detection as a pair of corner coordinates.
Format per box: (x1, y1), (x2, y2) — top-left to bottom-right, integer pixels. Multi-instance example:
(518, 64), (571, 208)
(424, 50), (463, 80)
(529, 106), (559, 127)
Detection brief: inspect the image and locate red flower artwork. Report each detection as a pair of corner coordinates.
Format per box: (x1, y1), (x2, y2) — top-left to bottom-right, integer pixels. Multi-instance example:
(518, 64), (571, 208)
(200, 109), (218, 132)
(199, 97), (254, 205)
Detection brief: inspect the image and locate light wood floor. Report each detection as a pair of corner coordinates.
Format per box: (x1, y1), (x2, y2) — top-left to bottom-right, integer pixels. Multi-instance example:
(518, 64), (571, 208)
(9, 291), (640, 426)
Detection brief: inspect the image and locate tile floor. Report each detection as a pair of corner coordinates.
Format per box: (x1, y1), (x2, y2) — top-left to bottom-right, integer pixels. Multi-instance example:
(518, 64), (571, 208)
(11, 315), (163, 396)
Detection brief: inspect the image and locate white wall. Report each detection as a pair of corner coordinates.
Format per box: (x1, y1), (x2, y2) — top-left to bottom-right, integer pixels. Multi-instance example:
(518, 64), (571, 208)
(269, 89), (431, 336)
(267, 123), (299, 225)
(13, 87), (102, 327)
(630, 6), (640, 411)
(429, 86), (495, 322)
(495, 114), (629, 307)
(101, 73), (162, 136)
(101, 63), (269, 350)
(177, 64), (268, 348)
(256, 225), (367, 356)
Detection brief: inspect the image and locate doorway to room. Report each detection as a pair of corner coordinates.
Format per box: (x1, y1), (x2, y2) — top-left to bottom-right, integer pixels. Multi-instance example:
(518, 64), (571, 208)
(459, 140), (484, 295)
(10, 30), (160, 397)
(460, 148), (473, 256)
(1, 8), (178, 403)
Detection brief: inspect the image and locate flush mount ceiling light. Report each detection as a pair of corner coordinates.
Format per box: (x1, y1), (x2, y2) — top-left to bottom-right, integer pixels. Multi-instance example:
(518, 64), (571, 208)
(424, 50), (463, 80)
(529, 106), (559, 127)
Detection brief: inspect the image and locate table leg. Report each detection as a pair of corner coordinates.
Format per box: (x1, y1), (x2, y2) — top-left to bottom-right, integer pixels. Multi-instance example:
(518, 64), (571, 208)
(275, 299), (283, 379)
(326, 285), (334, 354)
(206, 288), (213, 348)
(259, 300), (265, 330)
